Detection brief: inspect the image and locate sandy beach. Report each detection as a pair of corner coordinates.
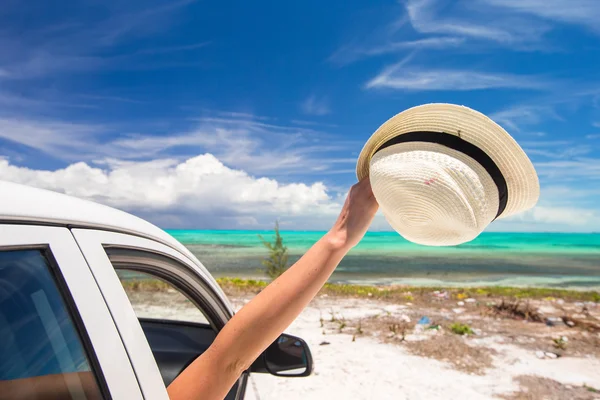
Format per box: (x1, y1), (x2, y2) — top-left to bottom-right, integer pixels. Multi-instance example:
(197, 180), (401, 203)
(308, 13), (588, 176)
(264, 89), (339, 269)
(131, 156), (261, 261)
(128, 281), (600, 400)
(240, 296), (600, 400)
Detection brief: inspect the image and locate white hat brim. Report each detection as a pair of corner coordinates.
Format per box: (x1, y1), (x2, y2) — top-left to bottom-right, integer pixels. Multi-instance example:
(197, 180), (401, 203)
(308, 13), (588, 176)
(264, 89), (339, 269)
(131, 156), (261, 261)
(356, 103), (540, 219)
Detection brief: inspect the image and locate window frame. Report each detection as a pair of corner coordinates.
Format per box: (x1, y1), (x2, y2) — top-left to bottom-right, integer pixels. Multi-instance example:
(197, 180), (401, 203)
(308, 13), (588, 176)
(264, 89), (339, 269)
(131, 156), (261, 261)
(72, 228), (247, 400)
(108, 248), (225, 329)
(0, 224), (143, 400)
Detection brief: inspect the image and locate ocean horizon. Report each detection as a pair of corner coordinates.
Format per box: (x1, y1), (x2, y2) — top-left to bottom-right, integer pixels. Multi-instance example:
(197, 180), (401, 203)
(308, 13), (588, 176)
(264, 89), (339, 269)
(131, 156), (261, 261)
(168, 230), (600, 290)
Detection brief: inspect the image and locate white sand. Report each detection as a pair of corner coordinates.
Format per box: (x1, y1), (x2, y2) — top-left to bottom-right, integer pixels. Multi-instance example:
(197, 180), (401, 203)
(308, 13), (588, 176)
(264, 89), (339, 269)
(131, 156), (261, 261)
(133, 292), (600, 399)
(240, 296), (600, 400)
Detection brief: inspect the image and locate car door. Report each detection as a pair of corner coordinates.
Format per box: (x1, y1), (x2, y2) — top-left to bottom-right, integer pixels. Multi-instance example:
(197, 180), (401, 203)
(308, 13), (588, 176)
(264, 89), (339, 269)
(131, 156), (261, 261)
(72, 229), (249, 400)
(0, 224), (144, 399)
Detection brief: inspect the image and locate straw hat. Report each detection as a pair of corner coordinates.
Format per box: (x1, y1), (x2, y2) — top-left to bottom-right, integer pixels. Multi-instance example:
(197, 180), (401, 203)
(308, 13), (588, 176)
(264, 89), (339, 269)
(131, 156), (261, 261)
(357, 103), (539, 246)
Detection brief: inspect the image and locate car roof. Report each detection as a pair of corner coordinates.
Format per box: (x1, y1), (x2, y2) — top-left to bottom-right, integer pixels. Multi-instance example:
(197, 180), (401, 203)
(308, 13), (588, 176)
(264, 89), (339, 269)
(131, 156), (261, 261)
(0, 180), (234, 317)
(0, 180), (196, 266)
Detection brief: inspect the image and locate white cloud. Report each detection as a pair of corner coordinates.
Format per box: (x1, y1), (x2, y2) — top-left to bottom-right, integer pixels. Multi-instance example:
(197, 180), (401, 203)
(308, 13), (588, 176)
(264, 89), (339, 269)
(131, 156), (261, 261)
(491, 184), (600, 231)
(537, 185), (600, 207)
(109, 116), (356, 175)
(0, 154), (342, 229)
(329, 37), (464, 65)
(527, 132), (546, 137)
(480, 0), (600, 32)
(0, 91), (99, 110)
(213, 111), (271, 121)
(405, 0), (551, 44)
(586, 134), (600, 139)
(76, 94), (145, 104)
(490, 105), (564, 131)
(290, 119), (338, 128)
(527, 206), (598, 226)
(593, 121), (600, 128)
(0, 117), (105, 157)
(331, 0), (559, 67)
(524, 145), (592, 159)
(131, 41), (210, 55)
(534, 159), (600, 182)
(0, 113), (357, 176)
(366, 37), (464, 55)
(2, 153), (599, 232)
(494, 205), (600, 231)
(520, 140), (573, 147)
(0, 0), (200, 79)
(366, 63), (545, 91)
(73, 0), (198, 47)
(491, 107), (545, 131)
(301, 95), (330, 116)
(3, 54), (106, 80)
(406, 0), (511, 42)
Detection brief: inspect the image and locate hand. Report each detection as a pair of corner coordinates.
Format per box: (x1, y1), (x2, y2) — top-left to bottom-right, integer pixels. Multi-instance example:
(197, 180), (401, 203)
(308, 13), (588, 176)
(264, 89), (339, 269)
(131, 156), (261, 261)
(326, 177), (379, 252)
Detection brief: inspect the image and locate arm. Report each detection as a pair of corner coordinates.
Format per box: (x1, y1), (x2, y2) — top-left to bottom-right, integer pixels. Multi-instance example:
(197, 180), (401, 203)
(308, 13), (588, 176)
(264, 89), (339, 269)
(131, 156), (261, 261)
(167, 178), (378, 400)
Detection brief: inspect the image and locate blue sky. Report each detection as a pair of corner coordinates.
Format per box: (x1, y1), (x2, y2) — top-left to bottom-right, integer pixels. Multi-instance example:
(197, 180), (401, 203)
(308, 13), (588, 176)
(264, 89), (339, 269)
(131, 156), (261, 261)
(1, 0), (599, 231)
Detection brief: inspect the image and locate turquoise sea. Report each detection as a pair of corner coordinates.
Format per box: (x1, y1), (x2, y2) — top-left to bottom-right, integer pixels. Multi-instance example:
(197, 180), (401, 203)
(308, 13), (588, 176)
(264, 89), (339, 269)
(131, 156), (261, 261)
(168, 230), (600, 290)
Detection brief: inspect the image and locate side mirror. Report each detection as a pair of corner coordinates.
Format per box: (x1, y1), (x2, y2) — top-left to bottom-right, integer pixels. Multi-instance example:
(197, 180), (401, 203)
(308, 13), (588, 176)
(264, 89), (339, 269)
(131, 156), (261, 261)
(251, 333), (313, 377)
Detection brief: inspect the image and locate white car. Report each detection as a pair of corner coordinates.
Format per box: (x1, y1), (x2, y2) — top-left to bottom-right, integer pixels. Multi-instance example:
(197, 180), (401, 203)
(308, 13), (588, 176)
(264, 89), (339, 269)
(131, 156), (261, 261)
(0, 181), (312, 400)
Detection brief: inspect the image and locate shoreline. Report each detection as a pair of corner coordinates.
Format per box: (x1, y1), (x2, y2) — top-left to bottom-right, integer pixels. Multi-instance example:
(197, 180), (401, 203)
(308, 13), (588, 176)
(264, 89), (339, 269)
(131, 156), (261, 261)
(182, 241), (600, 290)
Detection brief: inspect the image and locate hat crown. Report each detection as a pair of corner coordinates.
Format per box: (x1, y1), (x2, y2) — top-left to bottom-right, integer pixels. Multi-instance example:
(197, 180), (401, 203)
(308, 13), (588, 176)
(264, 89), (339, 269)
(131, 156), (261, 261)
(370, 143), (499, 246)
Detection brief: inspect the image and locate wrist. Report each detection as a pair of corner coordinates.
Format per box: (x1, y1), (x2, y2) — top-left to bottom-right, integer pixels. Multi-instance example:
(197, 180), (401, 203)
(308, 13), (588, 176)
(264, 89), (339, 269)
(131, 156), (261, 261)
(322, 229), (352, 255)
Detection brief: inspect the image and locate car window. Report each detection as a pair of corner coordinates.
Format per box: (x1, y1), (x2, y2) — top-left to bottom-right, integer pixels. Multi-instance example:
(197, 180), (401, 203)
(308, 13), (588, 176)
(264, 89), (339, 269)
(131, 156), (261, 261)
(116, 269), (210, 325)
(0, 249), (105, 399)
(108, 249), (242, 399)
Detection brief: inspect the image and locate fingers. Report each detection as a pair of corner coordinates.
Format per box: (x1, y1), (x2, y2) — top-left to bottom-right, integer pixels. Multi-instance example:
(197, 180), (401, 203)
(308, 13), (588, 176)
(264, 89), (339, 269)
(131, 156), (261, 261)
(358, 176), (371, 190)
(352, 176), (370, 195)
(355, 176), (377, 204)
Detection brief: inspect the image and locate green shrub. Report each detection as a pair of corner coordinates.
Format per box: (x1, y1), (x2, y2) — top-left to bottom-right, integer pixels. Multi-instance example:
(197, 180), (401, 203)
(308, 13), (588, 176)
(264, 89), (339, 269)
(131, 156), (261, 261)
(216, 277), (267, 290)
(122, 278), (171, 292)
(585, 385), (600, 393)
(553, 337), (568, 350)
(450, 323), (474, 335)
(257, 221), (289, 279)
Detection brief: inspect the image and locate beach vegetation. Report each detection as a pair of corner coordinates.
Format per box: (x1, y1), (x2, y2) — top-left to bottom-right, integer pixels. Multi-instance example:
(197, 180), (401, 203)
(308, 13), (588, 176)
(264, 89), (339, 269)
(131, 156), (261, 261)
(585, 384), (600, 393)
(490, 300), (543, 322)
(330, 309), (337, 322)
(257, 221), (289, 279)
(553, 336), (568, 350)
(320, 283), (599, 302)
(450, 323), (474, 335)
(387, 323), (407, 341)
(129, 277), (599, 304)
(356, 320), (363, 335)
(122, 278), (172, 292)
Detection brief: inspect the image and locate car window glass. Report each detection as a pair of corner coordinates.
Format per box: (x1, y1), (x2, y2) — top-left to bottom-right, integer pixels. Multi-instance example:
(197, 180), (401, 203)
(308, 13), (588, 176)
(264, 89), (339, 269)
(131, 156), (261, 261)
(108, 249), (242, 399)
(117, 270), (210, 324)
(0, 249), (104, 399)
